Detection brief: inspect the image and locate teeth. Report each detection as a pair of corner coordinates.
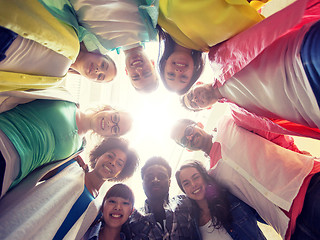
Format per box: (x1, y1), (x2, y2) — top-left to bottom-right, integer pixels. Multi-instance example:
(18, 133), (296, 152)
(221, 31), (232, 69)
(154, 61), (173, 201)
(111, 214), (122, 218)
(103, 165), (111, 173)
(101, 118), (105, 130)
(176, 63), (186, 67)
(193, 188), (200, 194)
(132, 60), (142, 66)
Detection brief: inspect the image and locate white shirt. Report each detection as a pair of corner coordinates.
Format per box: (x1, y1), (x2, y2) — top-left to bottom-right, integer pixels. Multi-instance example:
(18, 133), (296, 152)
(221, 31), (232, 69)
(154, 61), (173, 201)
(218, 21), (320, 129)
(199, 220), (232, 240)
(209, 115), (315, 238)
(0, 35), (71, 77)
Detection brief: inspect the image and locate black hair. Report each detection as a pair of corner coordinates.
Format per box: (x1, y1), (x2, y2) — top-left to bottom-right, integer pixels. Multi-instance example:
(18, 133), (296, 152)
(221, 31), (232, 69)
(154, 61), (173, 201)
(89, 137), (139, 182)
(141, 156), (172, 180)
(157, 25), (205, 95)
(175, 160), (232, 229)
(103, 183), (135, 206)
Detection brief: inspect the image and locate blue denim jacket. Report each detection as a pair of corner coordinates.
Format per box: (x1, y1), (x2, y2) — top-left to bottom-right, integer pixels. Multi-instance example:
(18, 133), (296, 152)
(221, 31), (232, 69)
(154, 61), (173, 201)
(192, 193), (267, 240)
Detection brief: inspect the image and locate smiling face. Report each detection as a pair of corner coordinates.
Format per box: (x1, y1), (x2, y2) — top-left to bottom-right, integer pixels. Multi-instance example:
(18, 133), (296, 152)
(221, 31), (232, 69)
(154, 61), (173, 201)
(172, 122), (211, 151)
(78, 52), (117, 83)
(142, 164), (171, 201)
(183, 84), (217, 110)
(164, 51), (194, 92)
(103, 196), (133, 229)
(179, 167), (207, 202)
(90, 110), (132, 137)
(93, 148), (127, 180)
(125, 47), (157, 90)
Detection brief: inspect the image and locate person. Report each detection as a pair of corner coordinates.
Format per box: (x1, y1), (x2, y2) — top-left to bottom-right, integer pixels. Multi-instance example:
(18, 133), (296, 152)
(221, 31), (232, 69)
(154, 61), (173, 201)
(182, 19), (320, 131)
(52, 138), (139, 240)
(39, 0), (159, 93)
(0, 0), (116, 93)
(175, 160), (267, 240)
(83, 183), (135, 240)
(0, 98), (133, 197)
(128, 156), (197, 239)
(171, 115), (320, 239)
(0, 137), (139, 240)
(157, 0), (267, 94)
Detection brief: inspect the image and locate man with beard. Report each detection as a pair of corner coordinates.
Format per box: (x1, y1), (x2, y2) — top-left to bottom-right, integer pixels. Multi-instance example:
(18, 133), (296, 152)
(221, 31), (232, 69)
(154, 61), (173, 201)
(171, 115), (320, 240)
(126, 156), (196, 239)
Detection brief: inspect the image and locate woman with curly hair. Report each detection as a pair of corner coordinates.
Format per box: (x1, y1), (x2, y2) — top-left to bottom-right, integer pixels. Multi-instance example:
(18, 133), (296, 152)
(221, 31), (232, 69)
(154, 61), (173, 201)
(175, 160), (266, 240)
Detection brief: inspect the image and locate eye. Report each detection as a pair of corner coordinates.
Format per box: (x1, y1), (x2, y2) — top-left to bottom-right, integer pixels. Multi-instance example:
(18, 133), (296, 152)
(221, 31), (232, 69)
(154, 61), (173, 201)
(182, 182), (189, 187)
(123, 201), (130, 205)
(111, 126), (120, 136)
(108, 199), (116, 203)
(117, 160), (123, 167)
(107, 153), (114, 159)
(111, 113), (120, 123)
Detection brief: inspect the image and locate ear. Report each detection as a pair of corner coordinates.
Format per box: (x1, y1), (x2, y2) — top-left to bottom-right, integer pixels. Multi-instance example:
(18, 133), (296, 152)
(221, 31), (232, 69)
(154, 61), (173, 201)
(125, 68), (128, 76)
(196, 122), (204, 129)
(168, 178), (171, 187)
(206, 107), (212, 110)
(151, 59), (155, 68)
(195, 81), (204, 85)
(186, 149), (193, 152)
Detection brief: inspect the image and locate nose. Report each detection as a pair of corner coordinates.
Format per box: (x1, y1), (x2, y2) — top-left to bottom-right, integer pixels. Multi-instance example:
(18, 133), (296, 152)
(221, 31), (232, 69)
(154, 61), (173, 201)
(108, 159), (115, 167)
(135, 67), (143, 75)
(152, 176), (160, 183)
(175, 68), (182, 73)
(114, 202), (121, 210)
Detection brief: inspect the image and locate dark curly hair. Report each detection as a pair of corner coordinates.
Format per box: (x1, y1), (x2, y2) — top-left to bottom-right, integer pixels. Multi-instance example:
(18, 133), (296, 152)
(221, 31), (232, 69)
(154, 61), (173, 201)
(89, 137), (139, 182)
(175, 160), (232, 230)
(141, 156), (172, 180)
(157, 25), (205, 95)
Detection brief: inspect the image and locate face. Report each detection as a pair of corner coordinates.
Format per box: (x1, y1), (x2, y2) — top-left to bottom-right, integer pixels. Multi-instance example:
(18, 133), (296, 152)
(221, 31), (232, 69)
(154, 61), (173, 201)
(183, 84), (217, 110)
(179, 167), (207, 202)
(172, 122), (211, 151)
(90, 110), (132, 137)
(103, 196), (133, 229)
(94, 148), (127, 180)
(164, 51), (194, 92)
(142, 165), (171, 201)
(125, 48), (157, 90)
(79, 52), (117, 83)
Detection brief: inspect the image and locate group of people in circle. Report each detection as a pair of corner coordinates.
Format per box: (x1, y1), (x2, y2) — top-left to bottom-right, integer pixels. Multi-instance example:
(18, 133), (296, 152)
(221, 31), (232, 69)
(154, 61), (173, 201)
(0, 0), (320, 240)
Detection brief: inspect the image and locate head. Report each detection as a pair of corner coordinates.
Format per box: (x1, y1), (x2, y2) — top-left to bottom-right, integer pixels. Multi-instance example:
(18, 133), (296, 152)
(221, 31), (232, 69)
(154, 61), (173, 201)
(101, 183), (134, 229)
(175, 160), (211, 202)
(182, 83), (218, 111)
(87, 105), (133, 137)
(175, 160), (231, 228)
(157, 27), (205, 95)
(171, 119), (212, 151)
(124, 46), (158, 93)
(74, 50), (117, 83)
(89, 137), (139, 182)
(141, 157), (171, 202)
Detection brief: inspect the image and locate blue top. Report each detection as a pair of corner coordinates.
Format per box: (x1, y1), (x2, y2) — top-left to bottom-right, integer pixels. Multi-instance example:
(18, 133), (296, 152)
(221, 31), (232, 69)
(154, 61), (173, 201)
(53, 176), (95, 240)
(192, 193), (267, 240)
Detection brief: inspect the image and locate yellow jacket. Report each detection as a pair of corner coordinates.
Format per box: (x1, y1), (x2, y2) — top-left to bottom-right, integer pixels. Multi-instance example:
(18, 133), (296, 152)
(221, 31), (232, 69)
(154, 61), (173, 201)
(0, 0), (80, 92)
(158, 0), (266, 51)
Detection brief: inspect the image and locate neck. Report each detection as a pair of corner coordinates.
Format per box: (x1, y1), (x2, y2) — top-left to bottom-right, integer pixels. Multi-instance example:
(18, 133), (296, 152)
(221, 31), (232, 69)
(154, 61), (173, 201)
(85, 171), (105, 198)
(148, 198), (167, 225)
(196, 199), (211, 226)
(76, 111), (90, 136)
(123, 45), (142, 54)
(99, 224), (121, 240)
(70, 50), (85, 72)
(202, 136), (213, 155)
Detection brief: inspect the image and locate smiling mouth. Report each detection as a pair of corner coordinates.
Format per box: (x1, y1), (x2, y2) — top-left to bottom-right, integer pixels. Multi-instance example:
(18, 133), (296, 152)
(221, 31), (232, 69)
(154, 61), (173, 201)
(103, 164), (112, 173)
(101, 118), (105, 130)
(110, 213), (123, 218)
(131, 59), (143, 67)
(192, 187), (201, 195)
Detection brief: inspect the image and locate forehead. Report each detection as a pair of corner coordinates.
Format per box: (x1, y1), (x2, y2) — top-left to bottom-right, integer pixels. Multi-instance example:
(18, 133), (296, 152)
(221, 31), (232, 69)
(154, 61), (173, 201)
(144, 164), (169, 177)
(179, 167), (199, 180)
(172, 122), (190, 141)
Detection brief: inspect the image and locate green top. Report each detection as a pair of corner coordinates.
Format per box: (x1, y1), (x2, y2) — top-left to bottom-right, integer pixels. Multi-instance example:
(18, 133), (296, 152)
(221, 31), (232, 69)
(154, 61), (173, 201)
(0, 100), (82, 189)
